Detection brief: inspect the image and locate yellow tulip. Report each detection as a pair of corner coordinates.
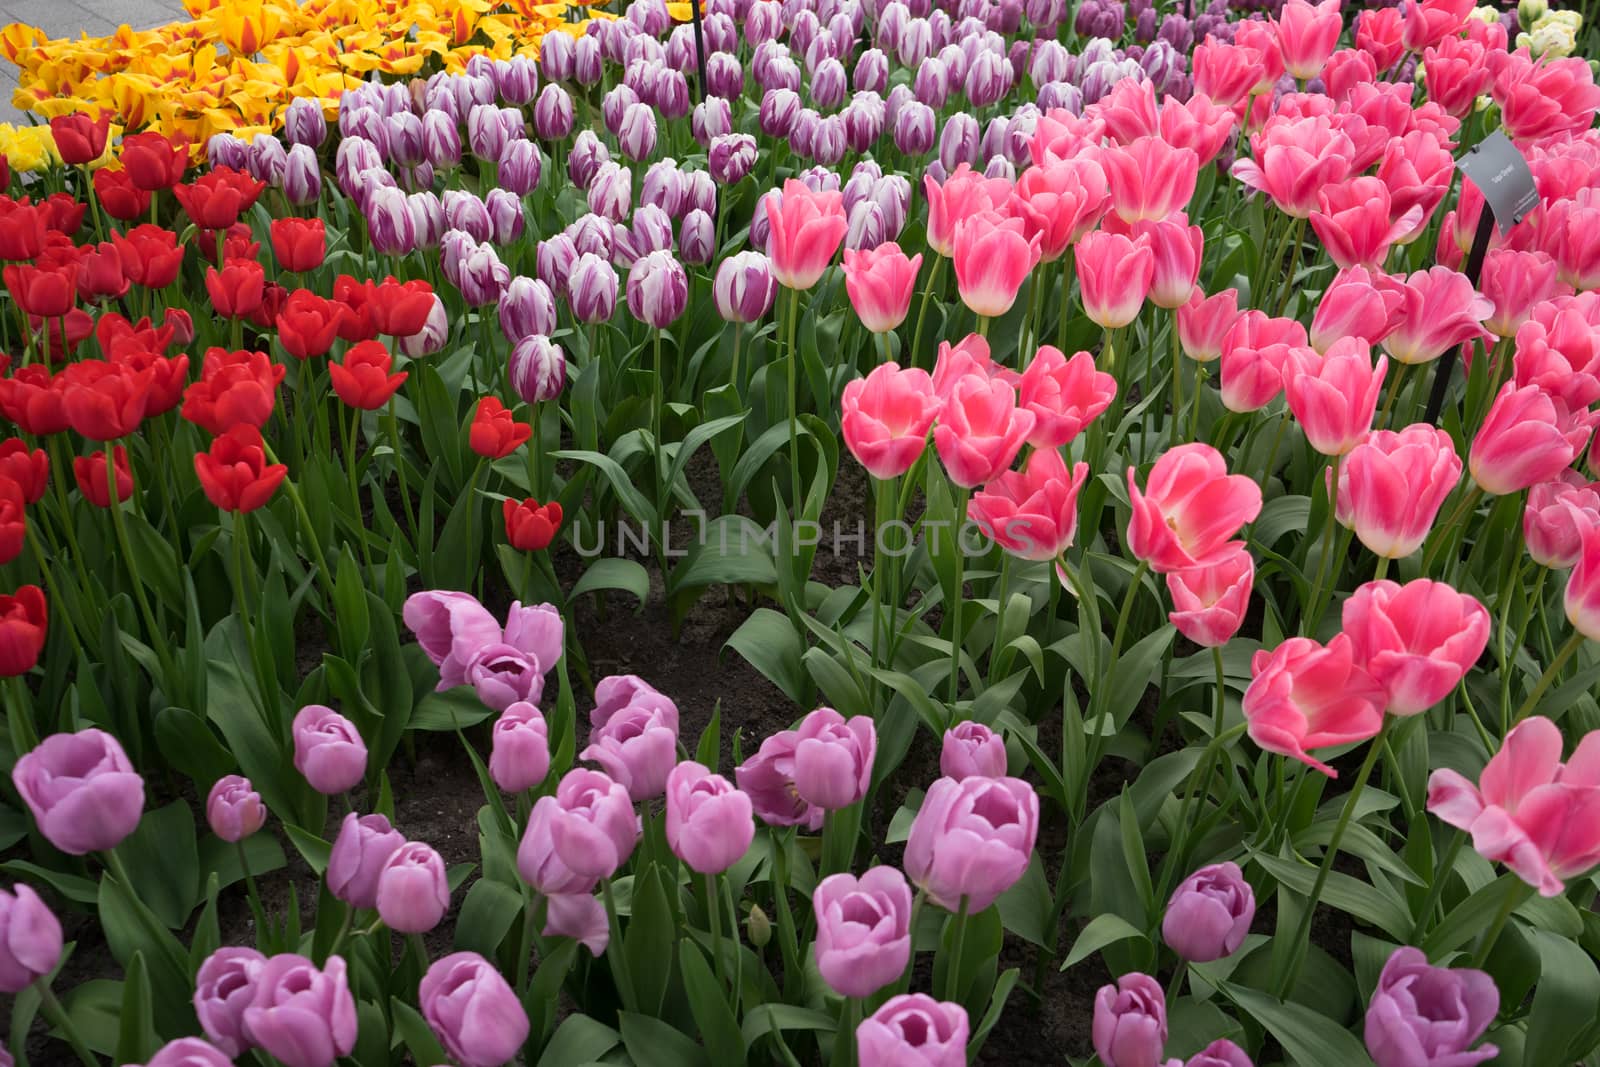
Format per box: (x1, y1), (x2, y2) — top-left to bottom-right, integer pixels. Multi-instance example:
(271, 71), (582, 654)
(217, 0), (283, 56)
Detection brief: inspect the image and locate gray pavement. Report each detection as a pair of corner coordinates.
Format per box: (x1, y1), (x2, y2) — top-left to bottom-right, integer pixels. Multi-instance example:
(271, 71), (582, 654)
(0, 0), (190, 124)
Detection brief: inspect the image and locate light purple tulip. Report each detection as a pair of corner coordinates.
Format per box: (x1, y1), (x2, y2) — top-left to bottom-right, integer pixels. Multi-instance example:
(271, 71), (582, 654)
(618, 102), (658, 161)
(1364, 948), (1499, 1067)
(248, 134), (287, 185)
(603, 83), (639, 136)
(665, 761), (755, 874)
(811, 56), (848, 109)
(291, 706), (367, 795)
(207, 133), (249, 171)
(442, 190), (492, 242)
(707, 51), (744, 98)
(1161, 862), (1255, 963)
(626, 249), (689, 330)
(1094, 973), (1168, 1067)
(194, 946), (266, 1057)
(206, 775), (267, 843)
(940, 722), (1007, 779)
(284, 97), (326, 148)
(709, 133), (758, 185)
(0, 883), (61, 993)
(693, 97), (733, 148)
(420, 952), (530, 1067)
(684, 169), (716, 215)
(493, 55), (539, 105)
(632, 203), (675, 257)
(760, 87), (803, 138)
(857, 995), (968, 1066)
(509, 335), (566, 407)
(485, 188), (525, 244)
(569, 252), (619, 323)
(133, 1039), (232, 1067)
(904, 775), (1039, 912)
(813, 866), (912, 998)
(376, 842), (450, 934)
(541, 28), (575, 82)
(497, 139), (542, 195)
(242, 954), (357, 1067)
(735, 727), (823, 831)
(538, 233), (580, 296)
(489, 701), (551, 793)
(12, 728), (144, 855)
(519, 768), (638, 890)
(422, 111), (461, 170)
(1185, 1039), (1254, 1067)
(588, 161), (633, 221)
(533, 83), (575, 140)
(791, 707), (876, 811)
(680, 209), (715, 266)
(581, 674), (680, 800)
(499, 276), (558, 344)
(327, 812), (406, 909)
(855, 47), (890, 92)
(574, 33), (604, 85)
(568, 212), (614, 259)
(641, 158), (686, 217)
(281, 144), (320, 206)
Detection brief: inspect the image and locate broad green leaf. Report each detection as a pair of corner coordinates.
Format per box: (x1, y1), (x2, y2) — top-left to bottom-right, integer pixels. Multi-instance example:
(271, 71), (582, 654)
(624, 863), (676, 1018)
(572, 557), (651, 609)
(1220, 982), (1374, 1067)
(619, 1012), (709, 1067)
(117, 801), (199, 929)
(116, 953), (158, 1066)
(679, 942), (745, 1067)
(391, 997), (451, 1064)
(1525, 929), (1600, 1066)
(1062, 913), (1151, 970)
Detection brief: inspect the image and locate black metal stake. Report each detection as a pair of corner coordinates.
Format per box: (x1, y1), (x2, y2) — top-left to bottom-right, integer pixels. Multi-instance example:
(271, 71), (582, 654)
(688, 0), (709, 103)
(1423, 207), (1496, 426)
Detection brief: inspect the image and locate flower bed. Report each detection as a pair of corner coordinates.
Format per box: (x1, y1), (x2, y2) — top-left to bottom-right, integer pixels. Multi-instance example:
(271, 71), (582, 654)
(1, 0), (1600, 1064)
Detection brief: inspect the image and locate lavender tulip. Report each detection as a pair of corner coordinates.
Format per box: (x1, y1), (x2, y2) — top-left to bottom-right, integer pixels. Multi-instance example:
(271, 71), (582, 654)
(537, 233), (579, 296)
(904, 775), (1039, 911)
(1187, 1040), (1254, 1067)
(523, 768), (639, 886)
(569, 253), (619, 323)
(1094, 973), (1168, 1067)
(0, 884), (61, 993)
(1162, 863), (1256, 963)
(640, 158), (686, 217)
(376, 842), (450, 933)
(497, 139), (542, 196)
(420, 953), (530, 1067)
(442, 190), (492, 242)
(813, 113), (848, 165)
(485, 188), (524, 244)
(12, 728), (145, 855)
(714, 251), (778, 323)
(940, 722), (1007, 779)
(709, 133), (758, 185)
(284, 97), (327, 148)
(541, 29), (575, 82)
(489, 701), (551, 792)
(693, 97), (733, 148)
(857, 996), (969, 1066)
(500, 276), (558, 342)
(707, 51), (744, 98)
(684, 170), (716, 215)
(846, 199), (886, 250)
(573, 34), (604, 86)
(1364, 948), (1499, 1067)
(206, 775), (267, 843)
(533, 84), (575, 141)
(243, 955), (358, 1067)
(281, 144), (321, 206)
(760, 87), (803, 137)
(665, 761), (755, 874)
(568, 129), (611, 189)
(366, 185), (418, 256)
(855, 47), (890, 92)
(493, 55), (538, 106)
(653, 68), (692, 119)
(626, 250), (690, 331)
(194, 947), (265, 1057)
(813, 867), (912, 998)
(292, 706), (368, 795)
(632, 203), (675, 256)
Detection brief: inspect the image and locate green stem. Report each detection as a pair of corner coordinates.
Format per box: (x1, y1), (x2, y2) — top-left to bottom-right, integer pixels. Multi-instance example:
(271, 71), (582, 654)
(261, 443), (337, 604)
(384, 396), (418, 539)
(38, 984), (99, 1067)
(988, 552), (1012, 683)
(1471, 877), (1530, 968)
(947, 486), (971, 705)
(601, 877), (639, 1012)
(721, 873), (743, 1014)
(786, 287), (801, 507)
(942, 897), (970, 1002)
(1408, 829), (1465, 942)
(1057, 250), (1074, 353)
(236, 839), (270, 947)
(911, 257), (945, 370)
(103, 443), (178, 689)
(516, 888), (542, 992)
(1304, 452), (1344, 635)
(832, 997), (861, 1067)
(770, 830), (802, 997)
(1169, 320), (1183, 449)
(1373, 555), (1391, 583)
(1511, 631), (1585, 725)
(705, 872), (727, 994)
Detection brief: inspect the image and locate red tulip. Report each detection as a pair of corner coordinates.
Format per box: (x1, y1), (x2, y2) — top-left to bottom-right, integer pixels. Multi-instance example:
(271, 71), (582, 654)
(270, 217), (327, 273)
(119, 132), (188, 191)
(0, 200), (46, 261)
(203, 222), (261, 266)
(30, 309), (95, 363)
(173, 167), (266, 231)
(504, 498), (563, 550)
(74, 241), (128, 302)
(205, 260), (267, 320)
(164, 307), (195, 346)
(92, 168), (152, 222)
(0, 478), (25, 565)
(0, 366), (68, 436)
(0, 439), (48, 503)
(276, 289), (344, 360)
(329, 341), (408, 410)
(39, 194), (84, 238)
(112, 348), (190, 418)
(110, 225), (184, 290)
(48, 112), (110, 166)
(194, 425), (288, 513)
(3, 263), (76, 319)
(333, 275), (379, 342)
(95, 313), (175, 359)
(246, 281), (290, 331)
(181, 348), (284, 434)
(59, 360), (153, 440)
(0, 584), (47, 675)
(367, 277), (435, 337)
(469, 396), (532, 458)
(72, 445), (133, 508)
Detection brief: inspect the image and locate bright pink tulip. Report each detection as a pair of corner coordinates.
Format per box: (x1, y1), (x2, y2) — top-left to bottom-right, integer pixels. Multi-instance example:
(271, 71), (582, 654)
(1427, 715), (1600, 896)
(1016, 345), (1116, 449)
(924, 163), (1012, 258)
(1165, 543), (1254, 648)
(1479, 249), (1570, 339)
(1077, 229), (1154, 330)
(1275, 0), (1342, 79)
(1176, 287), (1241, 363)
(1100, 136), (1198, 224)
(1383, 267), (1492, 365)
(1469, 382), (1598, 496)
(940, 722), (1007, 780)
(1377, 131), (1456, 244)
(1491, 49), (1600, 144)
(932, 374), (1035, 488)
(1309, 177), (1422, 271)
(812, 866), (913, 999)
(952, 211), (1041, 318)
(1525, 472), (1600, 569)
(1283, 337), (1388, 457)
(1324, 48), (1378, 99)
(968, 447), (1090, 562)
(1513, 305), (1600, 410)
(1135, 215), (1204, 310)
(1401, 0), (1474, 52)
(765, 178), (848, 290)
(665, 760), (754, 874)
(1097, 78), (1161, 145)
(1219, 311), (1304, 413)
(1243, 634), (1387, 777)
(1342, 579), (1490, 716)
(931, 334), (999, 399)
(1423, 36), (1492, 119)
(842, 362), (941, 479)
(1356, 7), (1406, 70)
(1231, 115), (1355, 218)
(792, 706), (876, 811)
(1193, 38), (1269, 111)
(904, 774), (1039, 912)
(843, 242), (921, 333)
(1126, 443), (1263, 573)
(1567, 524), (1600, 641)
(1010, 158), (1110, 261)
(1309, 266), (1404, 354)
(1336, 424), (1462, 559)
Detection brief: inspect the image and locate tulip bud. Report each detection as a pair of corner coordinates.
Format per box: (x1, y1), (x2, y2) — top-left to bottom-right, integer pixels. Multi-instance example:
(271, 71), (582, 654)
(627, 250), (689, 329)
(377, 842), (450, 933)
(282, 97), (327, 149)
(207, 133), (250, 172)
(855, 47), (890, 92)
(366, 186), (418, 256)
(684, 170), (716, 216)
(588, 161), (633, 221)
(407, 191), (445, 249)
(709, 133), (758, 184)
(893, 101), (936, 154)
(569, 252), (619, 323)
(640, 158), (685, 217)
(1519, 0), (1548, 27)
(680, 209), (715, 265)
(533, 84), (575, 141)
(537, 233), (579, 296)
(497, 140), (542, 196)
(747, 903), (773, 946)
(382, 112), (425, 167)
(500, 276), (558, 342)
(568, 129), (611, 189)
(292, 705), (368, 795)
(617, 102), (658, 161)
(494, 55), (539, 106)
(443, 189), (492, 242)
(574, 34), (604, 86)
(467, 103), (508, 161)
(509, 335), (567, 405)
(281, 144), (321, 206)
(422, 112), (461, 171)
(568, 213), (613, 259)
(206, 775), (268, 843)
(248, 134), (287, 186)
(813, 114), (848, 166)
(485, 189), (525, 245)
(714, 250), (778, 323)
(399, 295), (449, 358)
(938, 112), (980, 172)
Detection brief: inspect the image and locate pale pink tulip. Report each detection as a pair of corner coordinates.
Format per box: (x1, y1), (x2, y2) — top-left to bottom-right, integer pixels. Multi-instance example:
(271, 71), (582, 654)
(843, 242), (922, 334)
(1336, 424), (1462, 559)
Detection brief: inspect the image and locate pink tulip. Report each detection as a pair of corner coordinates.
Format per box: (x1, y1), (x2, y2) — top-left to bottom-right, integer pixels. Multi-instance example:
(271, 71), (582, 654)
(923, 163), (1012, 258)
(1176, 287), (1241, 364)
(580, 675), (679, 801)
(931, 333), (1000, 400)
(1161, 862), (1255, 963)
(1127, 444), (1263, 573)
(736, 726), (823, 830)
(1275, 0), (1342, 80)
(1524, 472), (1600, 569)
(1401, 0), (1474, 52)
(1364, 947), (1499, 1067)
(843, 242), (922, 333)
(1193, 38), (1270, 112)
(1382, 267), (1492, 365)
(792, 706), (876, 811)
(1165, 543), (1254, 648)
(952, 210), (1041, 318)
(0, 883), (61, 993)
(1028, 109), (1107, 168)
(1219, 311), (1305, 413)
(968, 447), (1089, 562)
(12, 728), (145, 855)
(1491, 49), (1600, 144)
(813, 866), (912, 999)
(327, 813), (406, 910)
(1336, 424), (1462, 559)
(1016, 346), (1116, 449)
(291, 706), (368, 795)
(1243, 634), (1387, 777)
(857, 995), (969, 1067)
(932, 374), (1035, 488)
(1479, 249), (1571, 339)
(1469, 382), (1599, 496)
(543, 892), (609, 955)
(206, 775), (267, 843)
(519, 768), (638, 888)
(376, 841), (450, 934)
(765, 178), (848, 290)
(1158, 94), (1238, 169)
(904, 774), (1039, 912)
(1100, 136), (1199, 224)
(1282, 337), (1388, 457)
(1309, 177), (1422, 271)
(665, 760), (754, 874)
(242, 955), (357, 1067)
(1231, 115), (1356, 218)
(1512, 307), (1600, 410)
(194, 947), (266, 1056)
(841, 362), (942, 479)
(1377, 131), (1456, 245)
(1097, 79), (1161, 144)
(133, 1039), (232, 1067)
(1342, 579), (1490, 716)
(1309, 266), (1404, 354)
(1093, 973), (1168, 1067)
(489, 701), (550, 793)
(419, 952), (531, 1067)
(1078, 229), (1154, 330)
(1423, 36), (1493, 119)
(1567, 524), (1600, 641)
(1427, 715), (1600, 896)
(940, 722), (1007, 780)
(402, 589), (504, 690)
(1134, 215), (1204, 310)
(1010, 158), (1110, 262)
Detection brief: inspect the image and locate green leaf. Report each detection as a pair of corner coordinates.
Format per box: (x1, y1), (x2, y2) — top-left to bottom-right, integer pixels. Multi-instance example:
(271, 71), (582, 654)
(619, 1012), (710, 1067)
(724, 608), (808, 704)
(552, 448), (656, 527)
(526, 938), (578, 1049)
(1062, 913), (1151, 970)
(695, 703), (721, 771)
(967, 967), (1020, 1061)
(96, 873), (195, 1037)
(454, 878), (523, 957)
(117, 802), (200, 929)
(1251, 850), (1412, 941)
(740, 1004), (835, 1051)
(284, 824), (332, 876)
(116, 953), (158, 1066)
(1220, 982), (1374, 1067)
(572, 557), (651, 609)
(1119, 790), (1155, 918)
(995, 854), (1053, 949)
(153, 707), (235, 787)
(679, 942), (745, 1066)
(1423, 873), (1526, 957)
(538, 1015), (621, 1067)
(2, 860), (99, 905)
(410, 688), (498, 731)
(625, 863), (677, 1017)
(61, 977), (122, 1055)
(391, 996), (451, 1064)
(1525, 929), (1600, 1066)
